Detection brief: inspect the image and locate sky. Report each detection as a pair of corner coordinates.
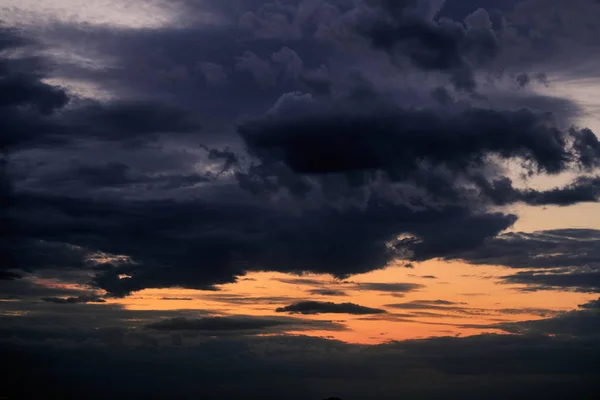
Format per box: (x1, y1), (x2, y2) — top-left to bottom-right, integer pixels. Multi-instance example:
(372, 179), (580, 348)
(2, 0), (600, 399)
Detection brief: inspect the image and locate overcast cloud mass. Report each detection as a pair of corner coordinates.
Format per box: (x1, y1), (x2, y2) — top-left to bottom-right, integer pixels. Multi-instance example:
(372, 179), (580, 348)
(2, 1), (600, 399)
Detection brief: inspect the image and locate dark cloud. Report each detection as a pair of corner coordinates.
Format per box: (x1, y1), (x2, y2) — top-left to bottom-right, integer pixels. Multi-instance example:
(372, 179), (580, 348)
(0, 297), (217, 341)
(0, 270), (22, 280)
(572, 128), (600, 169)
(431, 86), (454, 105)
(235, 50), (278, 87)
(2, 1), (600, 398)
(501, 270), (600, 293)
(229, 83), (599, 274)
(439, 0), (520, 21)
(0, 30), (67, 115)
(2, 2), (599, 300)
(495, 308), (562, 317)
(63, 100), (201, 142)
(358, 1), (499, 92)
(420, 299), (462, 305)
(2, 6), (600, 379)
(535, 72), (549, 85)
(385, 300), (560, 319)
(495, 298), (600, 337)
(386, 299), (472, 312)
(0, 278), (89, 300)
(146, 315), (344, 334)
(147, 316), (283, 331)
(579, 298), (600, 310)
(298, 65), (332, 95)
(307, 289), (348, 296)
(236, 89), (600, 229)
(3, 22), (543, 295)
(40, 16), (334, 125)
(2, 98), (202, 151)
(0, 27), (32, 50)
(276, 301), (387, 315)
(2, 332), (600, 400)
(0, 71), (69, 115)
(196, 61), (229, 86)
(516, 72), (531, 88)
(200, 294), (299, 306)
(42, 295), (106, 304)
(277, 279), (424, 296)
(478, 91), (583, 124)
(0, 29), (201, 153)
(240, 95), (598, 177)
(444, 229), (600, 268)
(160, 297), (194, 301)
(46, 161), (213, 190)
(447, 227), (600, 293)
(0, 32), (67, 151)
(0, 239), (89, 275)
(275, 277), (327, 286)
(2, 187), (520, 296)
(356, 282), (425, 293)
(199, 145), (241, 174)
(479, 175), (600, 207)
(504, 0), (600, 70)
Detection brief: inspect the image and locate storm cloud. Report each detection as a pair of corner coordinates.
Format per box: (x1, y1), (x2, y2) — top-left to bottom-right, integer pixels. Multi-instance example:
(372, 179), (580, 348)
(3, 2), (600, 297)
(3, 1), (600, 399)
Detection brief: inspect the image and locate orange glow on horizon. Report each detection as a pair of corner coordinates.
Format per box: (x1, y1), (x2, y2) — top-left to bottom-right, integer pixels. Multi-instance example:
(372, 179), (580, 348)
(98, 260), (595, 344)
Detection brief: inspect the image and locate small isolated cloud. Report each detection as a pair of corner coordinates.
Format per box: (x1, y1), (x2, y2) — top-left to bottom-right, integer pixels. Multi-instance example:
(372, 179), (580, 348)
(355, 282), (425, 293)
(307, 289), (348, 296)
(275, 278), (328, 286)
(160, 297), (194, 301)
(276, 301), (387, 315)
(385, 300), (469, 311)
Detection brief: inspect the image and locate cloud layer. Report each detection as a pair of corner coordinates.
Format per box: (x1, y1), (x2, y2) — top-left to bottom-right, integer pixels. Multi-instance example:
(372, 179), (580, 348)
(3, 1), (600, 398)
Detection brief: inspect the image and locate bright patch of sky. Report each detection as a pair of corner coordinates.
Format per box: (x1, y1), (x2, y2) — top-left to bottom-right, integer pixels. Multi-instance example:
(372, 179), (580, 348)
(0, 0), (221, 29)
